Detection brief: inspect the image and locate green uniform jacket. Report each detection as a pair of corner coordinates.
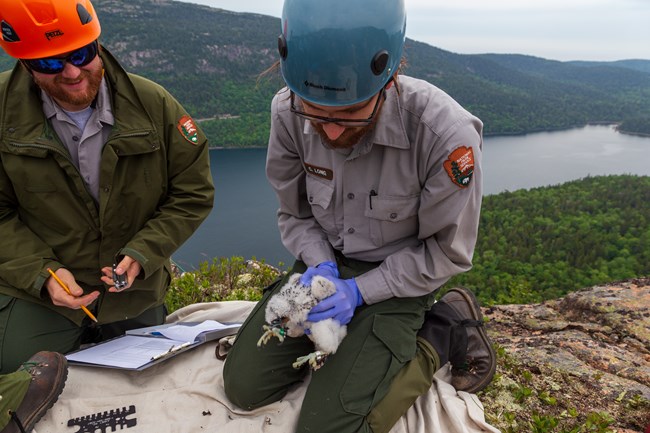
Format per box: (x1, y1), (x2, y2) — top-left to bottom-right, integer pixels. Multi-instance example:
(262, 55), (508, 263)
(0, 48), (215, 325)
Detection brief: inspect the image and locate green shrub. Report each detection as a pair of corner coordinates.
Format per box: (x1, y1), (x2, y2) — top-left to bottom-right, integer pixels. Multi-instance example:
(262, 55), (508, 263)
(165, 256), (285, 313)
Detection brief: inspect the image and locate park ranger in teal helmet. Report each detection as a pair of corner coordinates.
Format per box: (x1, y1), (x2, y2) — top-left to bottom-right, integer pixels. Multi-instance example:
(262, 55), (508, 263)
(225, 0), (491, 430)
(278, 0), (406, 106)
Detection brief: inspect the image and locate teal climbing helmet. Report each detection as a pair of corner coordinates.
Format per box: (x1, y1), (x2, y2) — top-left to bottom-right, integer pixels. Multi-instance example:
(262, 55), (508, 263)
(278, 0), (406, 106)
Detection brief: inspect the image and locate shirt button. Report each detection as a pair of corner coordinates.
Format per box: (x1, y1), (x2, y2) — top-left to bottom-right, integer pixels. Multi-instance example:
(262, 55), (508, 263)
(347, 193), (355, 200)
(348, 228), (355, 234)
(72, 136), (79, 142)
(390, 213), (398, 219)
(308, 196), (314, 203)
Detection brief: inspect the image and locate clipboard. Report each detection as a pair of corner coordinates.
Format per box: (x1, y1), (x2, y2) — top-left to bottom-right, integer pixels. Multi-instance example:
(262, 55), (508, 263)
(65, 320), (241, 371)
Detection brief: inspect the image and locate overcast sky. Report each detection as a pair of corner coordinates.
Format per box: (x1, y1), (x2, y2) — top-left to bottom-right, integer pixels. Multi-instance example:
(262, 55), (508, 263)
(177, 0), (649, 62)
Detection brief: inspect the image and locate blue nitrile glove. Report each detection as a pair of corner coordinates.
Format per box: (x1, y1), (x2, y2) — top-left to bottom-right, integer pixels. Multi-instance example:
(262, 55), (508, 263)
(299, 261), (339, 286)
(307, 277), (363, 326)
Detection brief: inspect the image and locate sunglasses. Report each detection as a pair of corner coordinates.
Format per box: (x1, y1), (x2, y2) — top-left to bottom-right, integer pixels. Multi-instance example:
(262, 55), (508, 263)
(290, 78), (392, 128)
(23, 41), (98, 75)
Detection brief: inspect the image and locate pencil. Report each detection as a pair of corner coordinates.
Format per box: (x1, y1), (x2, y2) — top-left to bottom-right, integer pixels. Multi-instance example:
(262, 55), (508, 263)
(47, 268), (98, 323)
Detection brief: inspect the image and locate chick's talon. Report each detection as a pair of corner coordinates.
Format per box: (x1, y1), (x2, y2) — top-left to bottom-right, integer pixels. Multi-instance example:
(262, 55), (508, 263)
(292, 350), (329, 371)
(257, 324), (286, 347)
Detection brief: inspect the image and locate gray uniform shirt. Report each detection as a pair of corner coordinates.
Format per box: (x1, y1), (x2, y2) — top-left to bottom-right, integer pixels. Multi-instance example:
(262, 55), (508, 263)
(266, 75), (484, 305)
(41, 78), (114, 203)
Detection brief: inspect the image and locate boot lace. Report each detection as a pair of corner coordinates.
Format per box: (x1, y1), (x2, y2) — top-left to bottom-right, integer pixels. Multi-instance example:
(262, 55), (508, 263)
(9, 410), (28, 433)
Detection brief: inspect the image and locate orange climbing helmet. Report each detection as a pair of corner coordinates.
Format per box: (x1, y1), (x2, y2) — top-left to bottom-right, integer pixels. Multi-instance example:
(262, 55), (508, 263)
(0, 0), (101, 59)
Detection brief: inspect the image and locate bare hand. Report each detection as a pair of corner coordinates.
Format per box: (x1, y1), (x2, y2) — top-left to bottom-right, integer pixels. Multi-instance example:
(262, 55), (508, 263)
(100, 255), (142, 293)
(45, 268), (99, 309)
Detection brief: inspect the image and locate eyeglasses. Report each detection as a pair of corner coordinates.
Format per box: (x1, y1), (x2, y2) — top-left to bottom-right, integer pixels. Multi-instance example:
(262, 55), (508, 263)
(290, 81), (390, 128)
(23, 41), (98, 75)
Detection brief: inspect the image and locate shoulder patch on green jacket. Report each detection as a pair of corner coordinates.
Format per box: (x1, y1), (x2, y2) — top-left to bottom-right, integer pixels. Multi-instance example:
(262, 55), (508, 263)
(177, 115), (199, 145)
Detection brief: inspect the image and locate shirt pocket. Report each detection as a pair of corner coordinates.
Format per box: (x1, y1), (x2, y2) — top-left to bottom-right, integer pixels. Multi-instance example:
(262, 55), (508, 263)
(305, 175), (337, 234)
(364, 194), (420, 246)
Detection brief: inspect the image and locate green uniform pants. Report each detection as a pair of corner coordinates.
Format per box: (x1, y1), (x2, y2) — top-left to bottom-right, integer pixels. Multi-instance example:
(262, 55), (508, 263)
(0, 294), (166, 374)
(224, 257), (439, 433)
(0, 369), (30, 430)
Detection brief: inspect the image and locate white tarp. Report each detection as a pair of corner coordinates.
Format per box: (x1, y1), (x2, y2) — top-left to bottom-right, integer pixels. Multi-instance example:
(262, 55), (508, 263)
(35, 301), (500, 433)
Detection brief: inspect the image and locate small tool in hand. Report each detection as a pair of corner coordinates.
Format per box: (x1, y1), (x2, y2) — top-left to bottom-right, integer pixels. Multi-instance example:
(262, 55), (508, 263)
(112, 263), (128, 291)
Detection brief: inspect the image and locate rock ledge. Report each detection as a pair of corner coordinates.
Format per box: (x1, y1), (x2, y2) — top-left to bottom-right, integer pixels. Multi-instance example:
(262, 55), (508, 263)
(481, 278), (650, 432)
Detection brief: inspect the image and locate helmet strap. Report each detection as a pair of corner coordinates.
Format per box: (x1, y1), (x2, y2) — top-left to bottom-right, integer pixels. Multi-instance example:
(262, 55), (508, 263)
(18, 60), (34, 76)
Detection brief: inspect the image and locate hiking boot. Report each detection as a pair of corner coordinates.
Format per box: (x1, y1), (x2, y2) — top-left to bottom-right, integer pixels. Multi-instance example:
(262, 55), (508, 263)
(3, 351), (68, 433)
(417, 287), (496, 393)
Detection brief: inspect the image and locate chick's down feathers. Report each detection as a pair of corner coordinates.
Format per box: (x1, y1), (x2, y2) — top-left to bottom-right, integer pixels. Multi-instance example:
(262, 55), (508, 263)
(259, 273), (347, 369)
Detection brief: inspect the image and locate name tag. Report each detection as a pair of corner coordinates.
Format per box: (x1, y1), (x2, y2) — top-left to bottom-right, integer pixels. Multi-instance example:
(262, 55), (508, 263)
(304, 163), (334, 181)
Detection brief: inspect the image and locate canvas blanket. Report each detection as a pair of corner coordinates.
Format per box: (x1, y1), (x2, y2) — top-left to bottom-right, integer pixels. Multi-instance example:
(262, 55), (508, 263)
(34, 301), (500, 433)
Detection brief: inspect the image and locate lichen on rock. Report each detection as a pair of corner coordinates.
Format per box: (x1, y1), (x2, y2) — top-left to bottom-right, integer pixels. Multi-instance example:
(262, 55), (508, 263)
(479, 278), (650, 432)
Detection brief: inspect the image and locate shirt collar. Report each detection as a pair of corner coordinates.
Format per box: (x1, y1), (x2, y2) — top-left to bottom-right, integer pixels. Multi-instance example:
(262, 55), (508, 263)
(41, 77), (115, 127)
(369, 84), (410, 150)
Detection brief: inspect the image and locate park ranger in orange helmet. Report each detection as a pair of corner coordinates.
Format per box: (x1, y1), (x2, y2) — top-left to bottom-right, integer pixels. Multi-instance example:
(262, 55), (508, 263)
(0, 9), (214, 433)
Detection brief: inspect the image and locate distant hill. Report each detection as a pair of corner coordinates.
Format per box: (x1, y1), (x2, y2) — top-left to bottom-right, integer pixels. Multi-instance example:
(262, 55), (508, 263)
(569, 59), (650, 74)
(2, 0), (649, 145)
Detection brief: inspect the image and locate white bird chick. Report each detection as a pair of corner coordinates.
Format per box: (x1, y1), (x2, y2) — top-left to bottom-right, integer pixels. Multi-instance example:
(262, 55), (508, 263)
(257, 273), (347, 370)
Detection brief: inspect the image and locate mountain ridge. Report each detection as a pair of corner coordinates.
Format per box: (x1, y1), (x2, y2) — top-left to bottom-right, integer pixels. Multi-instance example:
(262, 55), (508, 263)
(1, 0), (649, 144)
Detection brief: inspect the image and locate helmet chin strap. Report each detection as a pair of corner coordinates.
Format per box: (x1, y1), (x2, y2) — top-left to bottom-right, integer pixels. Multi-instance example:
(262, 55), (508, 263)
(18, 60), (34, 76)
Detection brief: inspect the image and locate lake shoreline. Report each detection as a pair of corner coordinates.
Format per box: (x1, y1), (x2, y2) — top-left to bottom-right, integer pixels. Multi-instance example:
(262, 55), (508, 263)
(616, 128), (650, 138)
(176, 125), (650, 269)
(206, 123), (624, 149)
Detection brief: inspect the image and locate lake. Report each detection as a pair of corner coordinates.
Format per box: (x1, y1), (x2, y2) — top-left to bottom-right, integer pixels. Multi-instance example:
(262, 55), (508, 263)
(172, 125), (650, 270)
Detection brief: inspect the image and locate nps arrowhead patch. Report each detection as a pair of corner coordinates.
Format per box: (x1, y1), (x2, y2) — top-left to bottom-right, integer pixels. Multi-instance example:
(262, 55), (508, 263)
(177, 115), (199, 145)
(444, 146), (475, 188)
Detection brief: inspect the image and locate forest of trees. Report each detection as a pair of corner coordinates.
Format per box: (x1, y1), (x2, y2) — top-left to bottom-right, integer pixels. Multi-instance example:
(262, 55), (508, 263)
(448, 175), (650, 305)
(618, 117), (650, 136)
(198, 113), (271, 148)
